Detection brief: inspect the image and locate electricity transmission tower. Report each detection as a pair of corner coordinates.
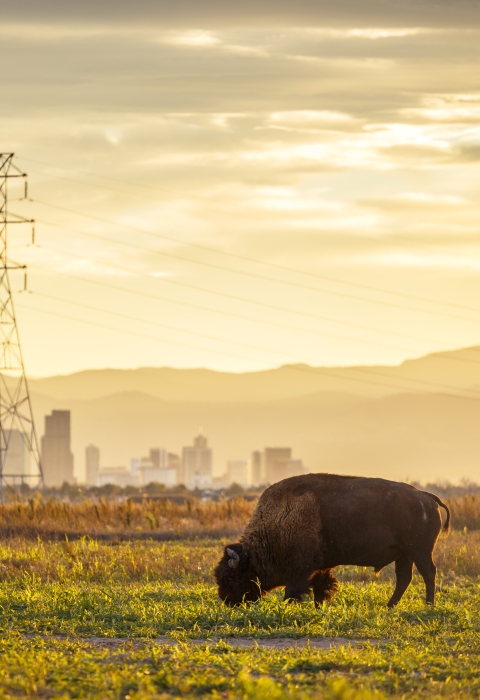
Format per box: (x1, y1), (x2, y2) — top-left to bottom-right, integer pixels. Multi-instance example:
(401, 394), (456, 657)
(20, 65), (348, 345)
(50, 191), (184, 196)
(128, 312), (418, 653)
(0, 153), (44, 497)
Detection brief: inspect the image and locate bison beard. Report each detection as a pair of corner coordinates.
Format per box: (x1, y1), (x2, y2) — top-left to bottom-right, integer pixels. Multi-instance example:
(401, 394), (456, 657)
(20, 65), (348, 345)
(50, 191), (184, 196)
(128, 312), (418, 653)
(214, 474), (450, 608)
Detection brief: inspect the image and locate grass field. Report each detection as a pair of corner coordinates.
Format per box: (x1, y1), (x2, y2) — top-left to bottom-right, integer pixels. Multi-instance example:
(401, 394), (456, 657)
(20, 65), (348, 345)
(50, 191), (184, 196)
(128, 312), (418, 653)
(1, 533), (479, 699)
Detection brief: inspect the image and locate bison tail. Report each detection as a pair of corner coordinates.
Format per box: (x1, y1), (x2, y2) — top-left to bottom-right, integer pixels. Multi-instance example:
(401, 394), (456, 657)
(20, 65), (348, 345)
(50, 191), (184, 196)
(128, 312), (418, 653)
(422, 491), (451, 533)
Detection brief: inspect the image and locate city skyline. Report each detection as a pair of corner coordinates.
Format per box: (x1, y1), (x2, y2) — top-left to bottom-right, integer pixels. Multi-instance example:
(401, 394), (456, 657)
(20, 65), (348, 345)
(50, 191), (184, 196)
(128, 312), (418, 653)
(82, 428), (303, 489)
(17, 346), (480, 485)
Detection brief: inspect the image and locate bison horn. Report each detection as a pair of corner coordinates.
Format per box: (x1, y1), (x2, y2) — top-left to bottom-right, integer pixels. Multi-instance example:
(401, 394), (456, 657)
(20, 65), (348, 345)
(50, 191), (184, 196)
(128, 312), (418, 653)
(226, 547), (240, 569)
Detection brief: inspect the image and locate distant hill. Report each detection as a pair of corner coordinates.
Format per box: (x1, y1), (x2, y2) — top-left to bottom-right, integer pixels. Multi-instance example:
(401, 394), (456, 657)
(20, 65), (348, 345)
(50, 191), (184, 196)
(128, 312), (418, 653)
(27, 344), (480, 484)
(26, 345), (480, 403)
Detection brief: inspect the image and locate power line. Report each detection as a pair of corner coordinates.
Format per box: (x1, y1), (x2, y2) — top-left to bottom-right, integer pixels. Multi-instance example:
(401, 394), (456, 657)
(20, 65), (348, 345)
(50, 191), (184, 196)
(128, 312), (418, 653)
(26, 240), (480, 365)
(22, 216), (476, 344)
(17, 300), (273, 365)
(37, 256), (480, 378)
(16, 296), (480, 400)
(12, 157), (480, 400)
(39, 196), (475, 320)
(33, 290), (332, 365)
(34, 218), (467, 344)
(20, 155), (480, 316)
(30, 259), (480, 374)
(27, 205), (480, 327)
(16, 253), (480, 394)
(25, 248), (480, 387)
(31, 244), (431, 354)
(30, 197), (480, 323)
(19, 255), (480, 390)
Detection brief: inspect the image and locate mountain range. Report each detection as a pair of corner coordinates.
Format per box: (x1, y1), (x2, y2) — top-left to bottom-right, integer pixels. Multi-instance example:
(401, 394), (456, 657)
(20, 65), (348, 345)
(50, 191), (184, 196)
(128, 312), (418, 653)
(26, 344), (480, 483)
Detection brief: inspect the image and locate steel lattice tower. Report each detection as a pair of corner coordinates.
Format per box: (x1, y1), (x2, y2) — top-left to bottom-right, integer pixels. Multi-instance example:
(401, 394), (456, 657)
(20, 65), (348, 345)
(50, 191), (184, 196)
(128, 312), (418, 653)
(0, 153), (44, 496)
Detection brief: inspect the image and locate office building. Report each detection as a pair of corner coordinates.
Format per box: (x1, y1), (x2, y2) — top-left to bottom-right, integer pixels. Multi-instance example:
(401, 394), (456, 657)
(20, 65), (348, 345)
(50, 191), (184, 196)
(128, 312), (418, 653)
(132, 457), (176, 487)
(85, 444), (100, 486)
(284, 459), (307, 479)
(3, 430), (30, 477)
(149, 448), (168, 470)
(250, 450), (264, 486)
(264, 447), (292, 484)
(181, 432), (212, 489)
(168, 452), (181, 483)
(97, 466), (132, 488)
(130, 447), (176, 487)
(41, 410), (74, 486)
(211, 474), (229, 489)
(227, 460), (248, 487)
(130, 458), (150, 485)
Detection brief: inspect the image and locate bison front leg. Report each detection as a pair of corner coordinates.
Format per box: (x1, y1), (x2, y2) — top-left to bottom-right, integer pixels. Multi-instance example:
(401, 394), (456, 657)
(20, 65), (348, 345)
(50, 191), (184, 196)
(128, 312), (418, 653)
(284, 579), (311, 603)
(311, 569), (339, 607)
(387, 553), (413, 608)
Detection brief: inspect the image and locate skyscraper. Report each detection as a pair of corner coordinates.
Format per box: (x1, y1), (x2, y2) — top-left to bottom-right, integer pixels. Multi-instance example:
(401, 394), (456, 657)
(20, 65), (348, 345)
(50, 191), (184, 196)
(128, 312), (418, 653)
(181, 432), (212, 489)
(149, 448), (167, 470)
(168, 452), (181, 484)
(250, 450), (264, 486)
(227, 460), (248, 487)
(85, 444), (100, 486)
(41, 410), (74, 486)
(130, 447), (175, 487)
(264, 447), (292, 484)
(3, 430), (30, 477)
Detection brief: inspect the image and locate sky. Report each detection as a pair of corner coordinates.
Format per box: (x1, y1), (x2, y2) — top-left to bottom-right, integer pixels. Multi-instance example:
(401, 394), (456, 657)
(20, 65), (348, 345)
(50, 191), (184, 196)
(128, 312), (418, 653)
(2, 0), (480, 377)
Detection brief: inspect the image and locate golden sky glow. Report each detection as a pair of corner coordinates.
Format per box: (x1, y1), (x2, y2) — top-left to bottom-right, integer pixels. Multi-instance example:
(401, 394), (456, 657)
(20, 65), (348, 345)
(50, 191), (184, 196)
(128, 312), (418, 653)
(3, 2), (480, 376)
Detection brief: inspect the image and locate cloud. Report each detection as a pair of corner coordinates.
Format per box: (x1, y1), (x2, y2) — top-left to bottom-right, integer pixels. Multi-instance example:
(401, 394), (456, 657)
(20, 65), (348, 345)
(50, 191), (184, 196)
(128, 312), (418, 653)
(5, 7), (480, 380)
(378, 144), (453, 164)
(360, 192), (466, 211)
(456, 145), (480, 161)
(355, 250), (480, 270)
(5, 0), (480, 29)
(162, 31), (221, 47)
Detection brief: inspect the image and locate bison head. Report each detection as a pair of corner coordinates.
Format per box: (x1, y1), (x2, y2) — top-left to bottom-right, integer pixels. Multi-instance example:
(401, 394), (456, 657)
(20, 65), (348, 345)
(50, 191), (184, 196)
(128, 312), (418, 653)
(213, 543), (262, 606)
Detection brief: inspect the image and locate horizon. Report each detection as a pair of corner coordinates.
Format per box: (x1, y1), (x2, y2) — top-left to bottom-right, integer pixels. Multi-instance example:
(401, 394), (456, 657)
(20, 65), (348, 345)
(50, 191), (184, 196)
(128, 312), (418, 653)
(23, 340), (480, 380)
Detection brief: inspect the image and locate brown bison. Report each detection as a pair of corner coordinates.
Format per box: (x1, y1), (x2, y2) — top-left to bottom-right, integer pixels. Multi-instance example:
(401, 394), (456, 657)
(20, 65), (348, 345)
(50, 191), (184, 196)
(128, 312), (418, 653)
(214, 474), (450, 608)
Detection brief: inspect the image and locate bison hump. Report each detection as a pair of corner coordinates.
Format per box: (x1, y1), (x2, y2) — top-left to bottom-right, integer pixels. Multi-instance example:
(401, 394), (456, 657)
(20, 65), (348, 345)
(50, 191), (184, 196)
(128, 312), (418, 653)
(244, 487), (322, 554)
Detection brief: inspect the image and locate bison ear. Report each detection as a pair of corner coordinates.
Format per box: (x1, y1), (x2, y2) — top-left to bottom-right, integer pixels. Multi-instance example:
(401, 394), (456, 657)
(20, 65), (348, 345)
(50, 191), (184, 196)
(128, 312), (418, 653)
(226, 547), (240, 569)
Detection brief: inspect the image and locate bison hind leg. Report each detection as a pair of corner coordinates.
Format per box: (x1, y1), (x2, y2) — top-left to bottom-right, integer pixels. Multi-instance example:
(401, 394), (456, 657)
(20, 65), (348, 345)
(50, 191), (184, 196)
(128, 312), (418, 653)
(386, 553), (413, 608)
(311, 569), (339, 607)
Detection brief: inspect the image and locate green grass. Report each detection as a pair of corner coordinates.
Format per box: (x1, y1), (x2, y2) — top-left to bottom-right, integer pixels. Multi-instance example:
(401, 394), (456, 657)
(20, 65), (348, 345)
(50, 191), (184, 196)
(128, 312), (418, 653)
(0, 538), (479, 698)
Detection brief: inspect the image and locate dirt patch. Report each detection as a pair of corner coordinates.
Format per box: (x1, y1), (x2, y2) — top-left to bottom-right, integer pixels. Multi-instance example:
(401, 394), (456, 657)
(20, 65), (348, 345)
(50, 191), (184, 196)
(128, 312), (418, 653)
(24, 634), (370, 651)
(200, 636), (358, 650)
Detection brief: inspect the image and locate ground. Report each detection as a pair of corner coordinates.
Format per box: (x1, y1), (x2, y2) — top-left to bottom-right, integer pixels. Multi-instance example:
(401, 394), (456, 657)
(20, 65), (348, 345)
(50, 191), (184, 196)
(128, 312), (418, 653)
(0, 537), (479, 698)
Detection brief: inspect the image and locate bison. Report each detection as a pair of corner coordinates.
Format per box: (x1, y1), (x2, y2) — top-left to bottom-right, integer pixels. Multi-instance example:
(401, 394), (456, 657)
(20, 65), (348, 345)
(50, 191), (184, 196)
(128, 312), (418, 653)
(214, 473), (450, 608)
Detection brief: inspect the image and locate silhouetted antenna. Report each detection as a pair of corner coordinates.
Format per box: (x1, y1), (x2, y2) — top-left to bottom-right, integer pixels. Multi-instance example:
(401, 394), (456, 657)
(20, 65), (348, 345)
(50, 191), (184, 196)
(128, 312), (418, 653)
(0, 153), (44, 498)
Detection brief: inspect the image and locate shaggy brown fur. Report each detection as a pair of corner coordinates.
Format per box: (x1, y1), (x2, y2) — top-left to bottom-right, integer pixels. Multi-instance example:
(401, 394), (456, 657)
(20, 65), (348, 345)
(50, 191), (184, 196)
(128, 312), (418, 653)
(214, 473), (450, 607)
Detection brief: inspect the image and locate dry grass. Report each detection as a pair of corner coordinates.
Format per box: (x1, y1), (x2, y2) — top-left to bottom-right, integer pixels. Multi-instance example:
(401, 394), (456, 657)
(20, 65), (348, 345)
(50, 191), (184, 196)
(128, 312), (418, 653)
(0, 492), (479, 542)
(447, 494), (480, 530)
(434, 529), (480, 577)
(0, 496), (254, 541)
